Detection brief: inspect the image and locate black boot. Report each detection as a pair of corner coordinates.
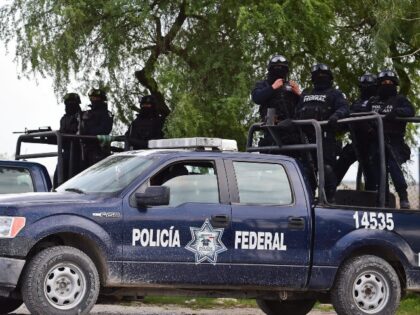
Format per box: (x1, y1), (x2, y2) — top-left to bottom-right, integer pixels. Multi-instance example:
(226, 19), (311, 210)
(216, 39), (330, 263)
(398, 191), (410, 209)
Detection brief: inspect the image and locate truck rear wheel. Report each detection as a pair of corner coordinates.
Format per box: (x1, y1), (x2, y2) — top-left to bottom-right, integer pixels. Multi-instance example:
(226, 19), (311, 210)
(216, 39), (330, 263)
(256, 298), (316, 315)
(331, 255), (400, 315)
(0, 297), (23, 314)
(21, 246), (100, 315)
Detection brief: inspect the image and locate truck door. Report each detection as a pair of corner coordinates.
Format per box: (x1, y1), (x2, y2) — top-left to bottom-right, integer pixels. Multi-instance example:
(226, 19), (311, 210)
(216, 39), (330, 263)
(226, 159), (311, 288)
(122, 158), (234, 286)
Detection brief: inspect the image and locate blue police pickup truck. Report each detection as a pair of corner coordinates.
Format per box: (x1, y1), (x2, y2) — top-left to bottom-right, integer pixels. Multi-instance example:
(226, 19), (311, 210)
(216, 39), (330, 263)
(0, 138), (419, 315)
(0, 160), (51, 194)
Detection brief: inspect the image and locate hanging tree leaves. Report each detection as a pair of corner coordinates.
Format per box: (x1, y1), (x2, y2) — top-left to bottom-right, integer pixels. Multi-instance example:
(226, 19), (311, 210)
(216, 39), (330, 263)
(0, 0), (418, 146)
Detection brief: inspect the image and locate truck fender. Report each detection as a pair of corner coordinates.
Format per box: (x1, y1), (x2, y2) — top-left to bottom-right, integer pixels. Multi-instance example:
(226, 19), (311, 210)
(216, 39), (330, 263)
(310, 229), (414, 290)
(332, 229), (414, 269)
(20, 214), (118, 261)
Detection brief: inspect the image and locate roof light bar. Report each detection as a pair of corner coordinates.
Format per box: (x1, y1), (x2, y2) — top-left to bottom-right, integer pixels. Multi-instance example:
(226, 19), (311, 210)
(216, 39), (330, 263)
(148, 137), (238, 151)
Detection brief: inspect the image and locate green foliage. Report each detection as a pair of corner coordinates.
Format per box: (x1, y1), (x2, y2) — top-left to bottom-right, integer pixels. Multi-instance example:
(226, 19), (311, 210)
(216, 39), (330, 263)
(0, 0), (418, 145)
(398, 294), (420, 314)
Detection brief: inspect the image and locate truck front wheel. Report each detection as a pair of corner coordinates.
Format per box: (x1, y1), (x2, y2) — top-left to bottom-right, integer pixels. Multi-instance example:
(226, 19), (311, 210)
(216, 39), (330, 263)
(21, 246), (100, 315)
(0, 297), (23, 314)
(256, 298), (316, 315)
(331, 255), (401, 315)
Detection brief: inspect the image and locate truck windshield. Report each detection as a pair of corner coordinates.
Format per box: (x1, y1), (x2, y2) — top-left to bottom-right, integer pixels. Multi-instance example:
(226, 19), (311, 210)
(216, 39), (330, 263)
(56, 155), (154, 194)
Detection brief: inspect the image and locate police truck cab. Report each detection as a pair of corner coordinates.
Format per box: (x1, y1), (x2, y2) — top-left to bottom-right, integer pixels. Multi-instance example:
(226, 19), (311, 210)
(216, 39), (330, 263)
(0, 137), (419, 315)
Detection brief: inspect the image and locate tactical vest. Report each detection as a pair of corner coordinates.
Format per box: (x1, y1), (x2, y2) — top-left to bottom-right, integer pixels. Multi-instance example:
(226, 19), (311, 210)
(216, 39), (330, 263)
(297, 89), (333, 121)
(60, 114), (79, 134)
(267, 84), (297, 120)
(80, 108), (113, 136)
(130, 117), (160, 140)
(259, 82), (298, 120)
(369, 96), (407, 136)
(351, 98), (370, 113)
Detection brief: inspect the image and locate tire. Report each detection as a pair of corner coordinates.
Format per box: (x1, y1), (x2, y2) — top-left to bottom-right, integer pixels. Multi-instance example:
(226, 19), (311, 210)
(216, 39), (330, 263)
(256, 298), (316, 315)
(21, 246), (100, 315)
(331, 255), (401, 315)
(0, 297), (23, 314)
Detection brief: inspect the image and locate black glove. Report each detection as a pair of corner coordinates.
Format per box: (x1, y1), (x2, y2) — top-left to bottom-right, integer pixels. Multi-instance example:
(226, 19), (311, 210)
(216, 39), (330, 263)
(328, 114), (339, 129)
(277, 118), (294, 131)
(384, 110), (397, 120)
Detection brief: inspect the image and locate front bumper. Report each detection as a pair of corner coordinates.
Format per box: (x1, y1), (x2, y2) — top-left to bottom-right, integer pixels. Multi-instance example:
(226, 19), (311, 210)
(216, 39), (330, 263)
(0, 257), (25, 297)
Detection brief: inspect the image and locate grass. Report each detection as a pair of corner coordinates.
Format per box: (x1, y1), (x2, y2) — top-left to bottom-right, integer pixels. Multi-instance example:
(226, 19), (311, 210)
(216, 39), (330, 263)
(141, 296), (257, 309)
(131, 294), (420, 314)
(397, 294), (420, 315)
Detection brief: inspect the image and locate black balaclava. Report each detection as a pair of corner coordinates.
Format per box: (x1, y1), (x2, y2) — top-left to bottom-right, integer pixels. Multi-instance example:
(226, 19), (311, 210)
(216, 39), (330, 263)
(90, 100), (107, 110)
(267, 66), (288, 85)
(312, 72), (333, 90)
(65, 102), (81, 115)
(360, 85), (377, 100)
(139, 106), (157, 118)
(378, 83), (397, 100)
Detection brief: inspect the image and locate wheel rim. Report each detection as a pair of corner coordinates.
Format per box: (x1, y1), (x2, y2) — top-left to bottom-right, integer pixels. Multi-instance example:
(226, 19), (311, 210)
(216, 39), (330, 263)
(43, 262), (87, 310)
(352, 270), (390, 314)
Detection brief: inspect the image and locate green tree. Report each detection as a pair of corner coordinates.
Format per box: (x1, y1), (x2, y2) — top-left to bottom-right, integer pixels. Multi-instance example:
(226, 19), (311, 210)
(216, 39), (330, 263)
(0, 0), (418, 148)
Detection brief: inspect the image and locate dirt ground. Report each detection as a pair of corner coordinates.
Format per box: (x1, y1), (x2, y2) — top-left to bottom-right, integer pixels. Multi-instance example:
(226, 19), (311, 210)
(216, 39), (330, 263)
(14, 304), (336, 315)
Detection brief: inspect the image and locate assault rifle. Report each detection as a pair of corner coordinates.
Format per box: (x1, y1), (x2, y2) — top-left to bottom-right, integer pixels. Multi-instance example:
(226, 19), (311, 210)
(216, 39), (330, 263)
(13, 127), (52, 134)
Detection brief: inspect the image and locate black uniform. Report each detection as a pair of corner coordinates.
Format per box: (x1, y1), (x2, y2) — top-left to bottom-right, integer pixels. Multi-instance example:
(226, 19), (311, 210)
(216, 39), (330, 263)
(125, 109), (164, 150)
(252, 54), (301, 149)
(80, 102), (113, 168)
(297, 82), (349, 201)
(368, 93), (415, 203)
(53, 95), (82, 188)
(252, 80), (300, 122)
(335, 97), (377, 190)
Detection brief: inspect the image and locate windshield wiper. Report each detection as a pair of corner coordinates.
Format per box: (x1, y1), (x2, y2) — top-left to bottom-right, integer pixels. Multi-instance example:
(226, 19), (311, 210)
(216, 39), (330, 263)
(64, 188), (85, 194)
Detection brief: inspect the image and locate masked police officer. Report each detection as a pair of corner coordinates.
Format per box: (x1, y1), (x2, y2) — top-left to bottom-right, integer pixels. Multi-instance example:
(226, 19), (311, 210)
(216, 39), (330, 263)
(79, 88), (113, 169)
(335, 73), (378, 189)
(125, 95), (165, 150)
(53, 93), (83, 187)
(297, 63), (349, 202)
(251, 55), (301, 147)
(369, 69), (415, 209)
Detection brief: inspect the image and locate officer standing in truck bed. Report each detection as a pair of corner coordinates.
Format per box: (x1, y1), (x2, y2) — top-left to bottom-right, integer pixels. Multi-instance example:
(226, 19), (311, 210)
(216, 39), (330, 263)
(296, 63), (349, 202)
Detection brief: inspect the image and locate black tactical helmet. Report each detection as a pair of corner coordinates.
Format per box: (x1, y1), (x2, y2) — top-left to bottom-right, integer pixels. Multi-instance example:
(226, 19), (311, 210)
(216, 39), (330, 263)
(139, 95), (157, 106)
(267, 55), (289, 71)
(88, 88), (107, 101)
(358, 72), (377, 87)
(311, 63), (333, 80)
(377, 69), (399, 85)
(63, 93), (81, 105)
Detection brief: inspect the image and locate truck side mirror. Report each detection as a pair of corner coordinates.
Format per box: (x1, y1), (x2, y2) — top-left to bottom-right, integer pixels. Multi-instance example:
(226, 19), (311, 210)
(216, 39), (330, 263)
(135, 186), (170, 207)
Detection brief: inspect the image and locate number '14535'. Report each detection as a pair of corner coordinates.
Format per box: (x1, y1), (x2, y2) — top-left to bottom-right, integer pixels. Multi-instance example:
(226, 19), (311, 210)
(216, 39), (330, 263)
(353, 211), (394, 231)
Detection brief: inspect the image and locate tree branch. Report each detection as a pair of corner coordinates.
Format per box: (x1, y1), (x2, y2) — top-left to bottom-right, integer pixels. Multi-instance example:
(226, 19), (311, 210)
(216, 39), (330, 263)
(134, 1), (188, 117)
(391, 47), (420, 59)
(390, 43), (411, 96)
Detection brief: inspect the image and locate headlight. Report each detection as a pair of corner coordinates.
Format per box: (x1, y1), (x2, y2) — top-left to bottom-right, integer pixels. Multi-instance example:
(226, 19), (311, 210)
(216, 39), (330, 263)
(0, 216), (26, 238)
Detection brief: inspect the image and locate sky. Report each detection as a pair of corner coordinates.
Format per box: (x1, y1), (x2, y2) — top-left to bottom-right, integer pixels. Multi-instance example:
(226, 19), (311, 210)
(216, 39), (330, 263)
(0, 46), (418, 182)
(0, 46), (90, 172)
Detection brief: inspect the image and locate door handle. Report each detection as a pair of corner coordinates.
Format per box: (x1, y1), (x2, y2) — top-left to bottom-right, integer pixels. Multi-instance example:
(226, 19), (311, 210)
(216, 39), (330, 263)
(288, 217), (305, 230)
(211, 214), (230, 227)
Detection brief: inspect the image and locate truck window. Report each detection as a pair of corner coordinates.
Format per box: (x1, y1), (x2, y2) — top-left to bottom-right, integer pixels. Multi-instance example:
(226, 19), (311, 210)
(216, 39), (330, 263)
(57, 155), (155, 194)
(233, 162), (292, 205)
(0, 167), (34, 194)
(150, 161), (219, 207)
